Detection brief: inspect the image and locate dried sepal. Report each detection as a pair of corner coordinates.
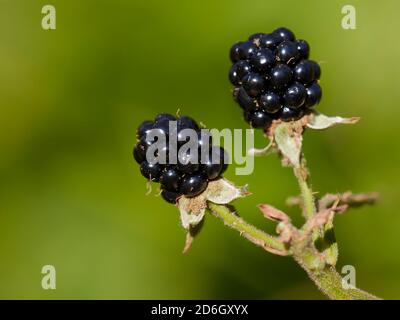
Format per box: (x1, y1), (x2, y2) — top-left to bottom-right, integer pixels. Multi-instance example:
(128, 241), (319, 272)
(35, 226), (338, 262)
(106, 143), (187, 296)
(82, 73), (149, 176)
(248, 140), (275, 157)
(307, 112), (360, 130)
(273, 121), (304, 168)
(206, 178), (250, 205)
(258, 204), (291, 223)
(178, 195), (207, 230)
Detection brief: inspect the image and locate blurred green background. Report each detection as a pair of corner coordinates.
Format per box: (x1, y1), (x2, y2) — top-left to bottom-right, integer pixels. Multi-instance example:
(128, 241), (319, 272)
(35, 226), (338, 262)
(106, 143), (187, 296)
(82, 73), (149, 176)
(0, 0), (399, 299)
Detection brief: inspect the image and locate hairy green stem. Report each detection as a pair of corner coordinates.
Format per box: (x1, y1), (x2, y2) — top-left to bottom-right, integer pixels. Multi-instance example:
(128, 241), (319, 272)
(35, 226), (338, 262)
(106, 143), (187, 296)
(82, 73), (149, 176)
(293, 164), (316, 220)
(207, 203), (288, 256)
(292, 155), (379, 299)
(296, 263), (380, 300)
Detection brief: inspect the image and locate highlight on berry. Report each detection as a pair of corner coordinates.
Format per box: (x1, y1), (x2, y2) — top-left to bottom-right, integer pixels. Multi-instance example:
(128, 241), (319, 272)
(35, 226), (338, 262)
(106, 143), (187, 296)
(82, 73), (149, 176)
(133, 113), (229, 204)
(229, 27), (322, 129)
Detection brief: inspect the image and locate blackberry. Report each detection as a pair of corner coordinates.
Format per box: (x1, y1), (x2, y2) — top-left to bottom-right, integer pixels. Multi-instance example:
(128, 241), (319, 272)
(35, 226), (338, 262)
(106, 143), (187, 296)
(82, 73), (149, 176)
(229, 60), (252, 85)
(133, 114), (229, 204)
(250, 49), (275, 73)
(270, 64), (293, 90)
(238, 41), (258, 60)
(283, 82), (307, 109)
(259, 92), (281, 113)
(279, 106), (304, 121)
(228, 27), (322, 127)
(161, 189), (181, 204)
(294, 60), (315, 84)
(276, 41), (299, 64)
(180, 173), (208, 198)
(242, 73), (265, 97)
(245, 109), (273, 129)
(305, 83), (322, 107)
(160, 168), (181, 192)
(295, 40), (310, 59)
(140, 162), (162, 182)
(259, 33), (281, 49)
(273, 27), (295, 42)
(137, 120), (153, 139)
(233, 87), (257, 111)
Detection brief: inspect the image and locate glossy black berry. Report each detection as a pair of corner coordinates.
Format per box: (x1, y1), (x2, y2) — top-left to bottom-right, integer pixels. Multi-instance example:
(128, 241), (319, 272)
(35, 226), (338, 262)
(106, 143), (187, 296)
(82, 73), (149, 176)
(259, 33), (282, 49)
(133, 144), (146, 164)
(160, 168), (181, 192)
(202, 158), (223, 180)
(248, 33), (265, 43)
(177, 150), (200, 174)
(276, 41), (299, 64)
(242, 73), (265, 97)
(279, 106), (304, 122)
(233, 87), (257, 111)
(134, 114), (229, 204)
(283, 82), (307, 108)
(296, 40), (310, 59)
(137, 121), (153, 139)
(273, 27), (295, 42)
(229, 60), (252, 85)
(140, 161), (162, 182)
(180, 173), (208, 198)
(177, 116), (199, 131)
(230, 42), (242, 63)
(305, 83), (322, 108)
(238, 41), (258, 60)
(270, 64), (292, 90)
(309, 60), (321, 80)
(155, 113), (176, 123)
(259, 92), (281, 113)
(245, 110), (272, 129)
(294, 60), (315, 84)
(229, 28), (323, 128)
(209, 146), (229, 174)
(250, 49), (275, 73)
(161, 189), (181, 204)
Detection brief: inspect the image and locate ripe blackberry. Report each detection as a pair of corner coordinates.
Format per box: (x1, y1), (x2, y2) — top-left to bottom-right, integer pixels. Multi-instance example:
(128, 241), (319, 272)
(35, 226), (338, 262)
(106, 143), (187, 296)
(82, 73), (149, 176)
(283, 82), (307, 109)
(229, 60), (252, 85)
(228, 27), (322, 128)
(245, 109), (273, 129)
(133, 114), (229, 204)
(161, 189), (181, 204)
(259, 92), (281, 113)
(242, 73), (265, 97)
(180, 173), (208, 198)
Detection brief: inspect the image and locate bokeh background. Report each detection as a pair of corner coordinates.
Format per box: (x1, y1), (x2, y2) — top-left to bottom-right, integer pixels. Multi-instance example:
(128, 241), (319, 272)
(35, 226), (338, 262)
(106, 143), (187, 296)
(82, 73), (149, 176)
(0, 0), (399, 299)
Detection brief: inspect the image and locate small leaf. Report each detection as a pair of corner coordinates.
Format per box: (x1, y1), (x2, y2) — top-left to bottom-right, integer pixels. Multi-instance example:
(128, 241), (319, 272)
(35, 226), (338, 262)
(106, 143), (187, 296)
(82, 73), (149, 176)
(307, 112), (360, 130)
(274, 122), (303, 168)
(206, 178), (249, 204)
